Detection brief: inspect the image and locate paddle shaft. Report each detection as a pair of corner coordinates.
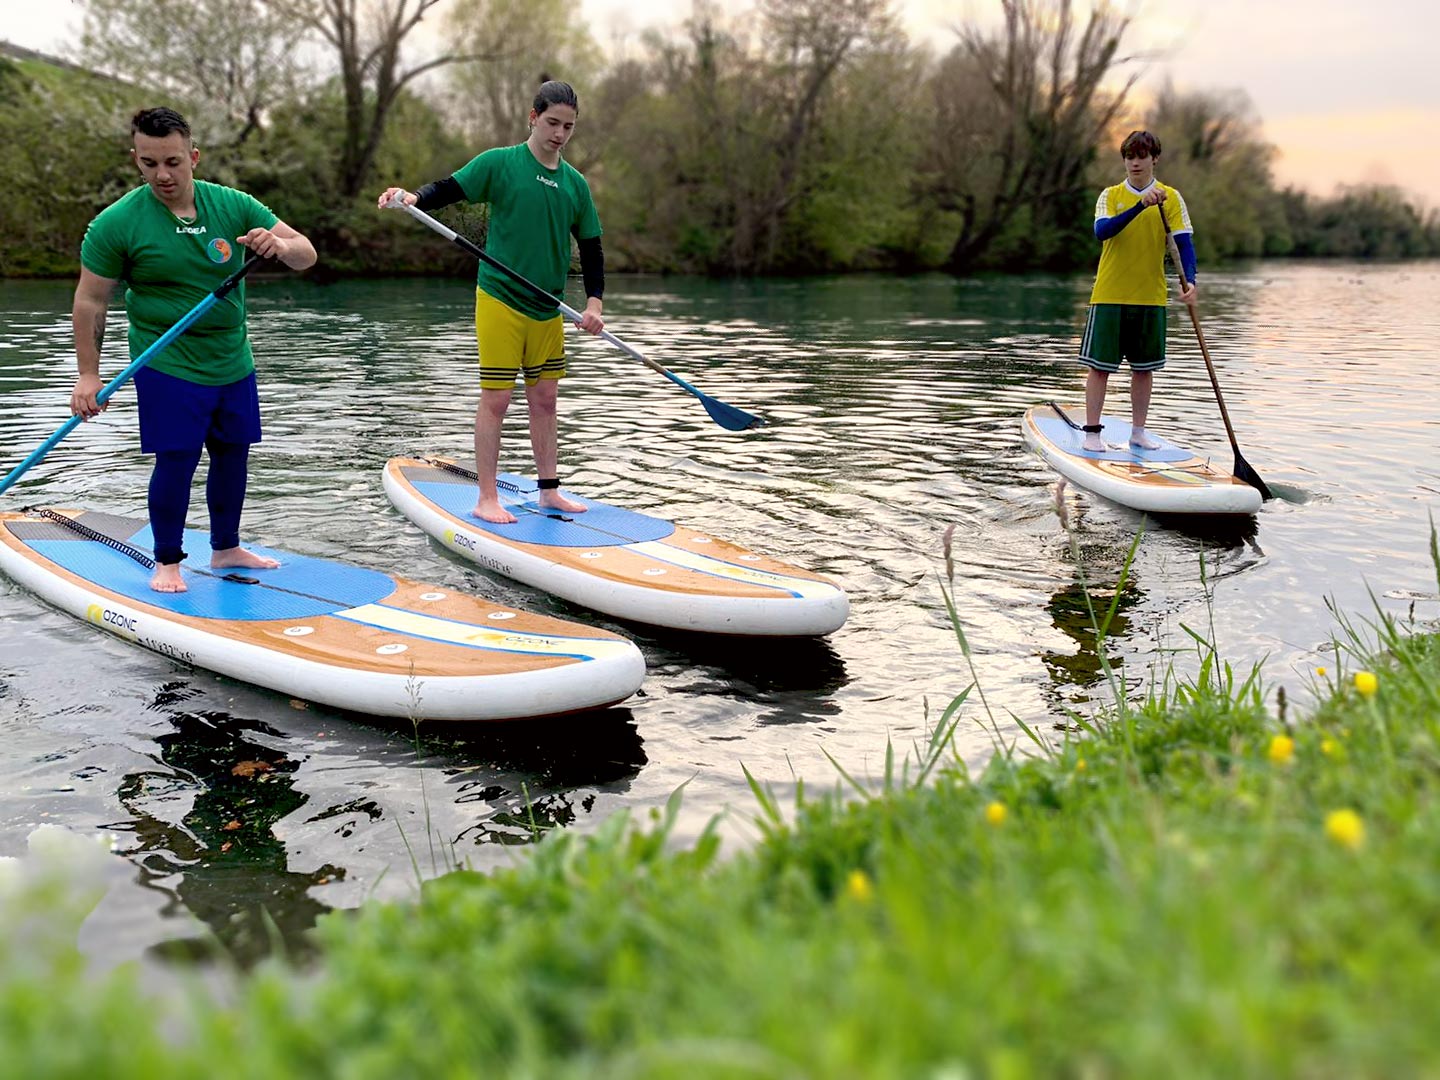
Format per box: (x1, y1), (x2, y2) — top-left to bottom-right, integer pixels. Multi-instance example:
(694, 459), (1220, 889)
(393, 200), (765, 430)
(1159, 207), (1271, 499)
(1158, 213), (1245, 458)
(398, 202), (667, 377)
(0, 254), (264, 497)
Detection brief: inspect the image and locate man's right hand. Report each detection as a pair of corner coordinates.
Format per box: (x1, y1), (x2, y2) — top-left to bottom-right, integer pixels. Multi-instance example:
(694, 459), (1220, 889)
(70, 374), (106, 419)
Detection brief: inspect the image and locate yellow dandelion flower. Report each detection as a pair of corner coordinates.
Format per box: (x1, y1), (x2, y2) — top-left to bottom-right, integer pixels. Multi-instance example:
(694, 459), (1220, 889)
(1324, 809), (1365, 851)
(1267, 734), (1295, 766)
(1316, 666), (1327, 677)
(844, 869), (874, 904)
(1075, 758), (1087, 772)
(1320, 738), (1337, 757)
(984, 801), (1008, 827)
(1354, 671), (1378, 697)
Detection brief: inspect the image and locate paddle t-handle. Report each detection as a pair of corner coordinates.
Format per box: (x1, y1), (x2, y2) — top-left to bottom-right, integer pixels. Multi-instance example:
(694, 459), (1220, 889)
(386, 197), (766, 431)
(0, 253), (266, 497)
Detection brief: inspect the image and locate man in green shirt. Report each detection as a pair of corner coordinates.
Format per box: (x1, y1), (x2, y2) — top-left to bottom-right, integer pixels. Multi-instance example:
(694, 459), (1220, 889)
(377, 80), (605, 524)
(71, 107), (316, 593)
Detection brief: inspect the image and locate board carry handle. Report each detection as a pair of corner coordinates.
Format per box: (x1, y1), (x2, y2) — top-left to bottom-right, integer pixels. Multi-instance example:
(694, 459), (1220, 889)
(386, 195), (766, 432)
(0, 253), (266, 497)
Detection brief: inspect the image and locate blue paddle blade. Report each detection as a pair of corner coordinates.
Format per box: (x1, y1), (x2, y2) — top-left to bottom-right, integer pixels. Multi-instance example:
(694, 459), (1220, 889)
(702, 394), (767, 431)
(658, 365), (765, 430)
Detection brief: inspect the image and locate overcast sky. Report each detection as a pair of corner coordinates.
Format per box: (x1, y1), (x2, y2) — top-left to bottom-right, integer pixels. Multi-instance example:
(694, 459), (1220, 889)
(7, 0), (1437, 205)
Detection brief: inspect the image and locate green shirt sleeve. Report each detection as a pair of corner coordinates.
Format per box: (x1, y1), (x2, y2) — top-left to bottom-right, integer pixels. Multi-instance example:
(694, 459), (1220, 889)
(80, 206), (126, 280)
(213, 184), (278, 235)
(572, 176), (602, 241)
(244, 191), (280, 233)
(453, 149), (502, 204)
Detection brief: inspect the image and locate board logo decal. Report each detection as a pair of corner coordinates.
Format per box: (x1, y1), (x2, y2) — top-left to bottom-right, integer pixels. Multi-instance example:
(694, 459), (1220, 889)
(88, 603), (137, 636)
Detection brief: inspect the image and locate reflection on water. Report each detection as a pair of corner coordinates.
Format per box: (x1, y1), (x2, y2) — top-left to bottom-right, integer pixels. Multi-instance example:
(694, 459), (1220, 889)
(2, 261), (1439, 965)
(112, 687), (343, 966)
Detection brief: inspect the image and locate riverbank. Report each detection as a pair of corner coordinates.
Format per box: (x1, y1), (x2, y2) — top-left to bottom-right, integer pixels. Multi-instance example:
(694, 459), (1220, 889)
(5, 531), (1438, 1076)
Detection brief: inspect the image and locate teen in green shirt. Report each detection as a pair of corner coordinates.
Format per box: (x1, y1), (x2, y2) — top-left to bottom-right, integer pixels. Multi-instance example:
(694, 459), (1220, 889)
(377, 80), (605, 524)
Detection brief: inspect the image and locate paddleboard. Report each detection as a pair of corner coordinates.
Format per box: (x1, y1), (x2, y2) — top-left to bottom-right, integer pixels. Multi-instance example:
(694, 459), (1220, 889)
(383, 457), (849, 636)
(0, 508), (645, 721)
(1022, 403), (1262, 516)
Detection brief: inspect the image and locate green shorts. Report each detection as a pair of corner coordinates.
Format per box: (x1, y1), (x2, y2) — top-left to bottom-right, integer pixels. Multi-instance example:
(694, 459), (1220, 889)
(1079, 304), (1167, 374)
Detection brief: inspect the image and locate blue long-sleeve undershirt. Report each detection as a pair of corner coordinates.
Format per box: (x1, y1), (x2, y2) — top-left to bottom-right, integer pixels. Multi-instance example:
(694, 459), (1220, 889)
(1095, 203), (1197, 284)
(1172, 232), (1197, 285)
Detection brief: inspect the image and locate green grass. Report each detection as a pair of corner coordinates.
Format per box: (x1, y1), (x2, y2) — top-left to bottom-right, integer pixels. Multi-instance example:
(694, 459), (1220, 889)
(4, 532), (1440, 1076)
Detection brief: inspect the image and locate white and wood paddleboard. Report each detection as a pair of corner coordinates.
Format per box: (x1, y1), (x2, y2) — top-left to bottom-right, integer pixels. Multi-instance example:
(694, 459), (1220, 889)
(383, 457), (850, 636)
(0, 508), (645, 721)
(1023, 403), (1262, 516)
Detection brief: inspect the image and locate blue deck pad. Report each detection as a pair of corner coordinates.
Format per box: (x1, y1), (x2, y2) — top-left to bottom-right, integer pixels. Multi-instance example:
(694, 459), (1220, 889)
(27, 525), (396, 621)
(1033, 414), (1191, 463)
(412, 472), (676, 548)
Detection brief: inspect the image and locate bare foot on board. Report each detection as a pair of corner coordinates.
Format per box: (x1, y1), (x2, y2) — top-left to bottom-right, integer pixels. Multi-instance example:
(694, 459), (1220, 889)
(150, 563), (187, 593)
(212, 546), (281, 571)
(1129, 428), (1161, 451)
(538, 491), (587, 514)
(472, 498), (518, 524)
(1082, 432), (1105, 453)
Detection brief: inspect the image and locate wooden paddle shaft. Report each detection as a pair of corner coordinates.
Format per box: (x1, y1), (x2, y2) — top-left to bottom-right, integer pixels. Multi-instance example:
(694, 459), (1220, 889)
(1161, 219), (1245, 462)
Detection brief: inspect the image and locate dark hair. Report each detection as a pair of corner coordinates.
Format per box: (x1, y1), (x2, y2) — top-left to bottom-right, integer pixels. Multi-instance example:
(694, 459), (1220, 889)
(131, 107), (192, 142)
(533, 79), (578, 116)
(1120, 130), (1161, 158)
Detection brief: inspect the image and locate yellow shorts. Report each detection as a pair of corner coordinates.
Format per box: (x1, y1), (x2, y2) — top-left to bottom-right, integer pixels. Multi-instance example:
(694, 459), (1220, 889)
(474, 288), (566, 390)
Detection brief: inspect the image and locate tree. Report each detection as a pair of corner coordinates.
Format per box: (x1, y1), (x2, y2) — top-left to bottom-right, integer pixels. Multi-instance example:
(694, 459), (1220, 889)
(1145, 82), (1278, 259)
(928, 0), (1142, 272)
(441, 0), (601, 152)
(264, 0), (506, 198)
(0, 55), (135, 274)
(74, 0), (305, 148)
(601, 0), (902, 274)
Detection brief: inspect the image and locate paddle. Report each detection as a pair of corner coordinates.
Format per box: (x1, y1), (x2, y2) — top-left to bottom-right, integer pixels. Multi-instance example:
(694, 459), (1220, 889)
(387, 196), (766, 432)
(0, 253), (265, 497)
(1158, 207), (1273, 500)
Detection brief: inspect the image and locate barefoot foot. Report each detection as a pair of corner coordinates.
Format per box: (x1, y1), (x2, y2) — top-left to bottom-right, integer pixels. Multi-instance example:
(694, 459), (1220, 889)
(472, 498), (518, 524)
(211, 546), (281, 571)
(1082, 433), (1104, 453)
(538, 491), (587, 514)
(150, 563), (187, 593)
(1129, 428), (1161, 451)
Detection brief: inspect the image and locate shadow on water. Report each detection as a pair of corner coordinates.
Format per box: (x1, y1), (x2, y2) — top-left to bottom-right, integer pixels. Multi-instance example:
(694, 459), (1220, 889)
(642, 630), (850, 725)
(107, 682), (646, 967)
(1041, 532), (1147, 710)
(1149, 510), (1262, 550)
(420, 707), (648, 848)
(108, 682), (343, 967)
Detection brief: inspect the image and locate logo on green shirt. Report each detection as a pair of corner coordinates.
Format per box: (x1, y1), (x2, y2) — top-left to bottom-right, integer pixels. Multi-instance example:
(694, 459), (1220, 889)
(207, 237), (234, 263)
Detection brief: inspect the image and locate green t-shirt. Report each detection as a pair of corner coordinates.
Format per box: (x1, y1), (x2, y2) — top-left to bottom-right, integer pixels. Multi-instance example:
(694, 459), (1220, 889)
(80, 180), (278, 385)
(452, 143), (602, 321)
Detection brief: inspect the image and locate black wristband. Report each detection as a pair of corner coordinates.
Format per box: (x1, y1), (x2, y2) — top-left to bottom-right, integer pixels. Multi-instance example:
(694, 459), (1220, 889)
(537, 478), (560, 490)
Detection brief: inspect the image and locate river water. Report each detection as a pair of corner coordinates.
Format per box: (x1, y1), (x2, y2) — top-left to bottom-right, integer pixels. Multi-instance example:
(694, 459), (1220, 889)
(2, 261), (1437, 968)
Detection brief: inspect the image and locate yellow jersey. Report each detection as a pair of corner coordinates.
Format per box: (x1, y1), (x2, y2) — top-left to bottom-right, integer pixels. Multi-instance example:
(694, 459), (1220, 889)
(1088, 180), (1192, 307)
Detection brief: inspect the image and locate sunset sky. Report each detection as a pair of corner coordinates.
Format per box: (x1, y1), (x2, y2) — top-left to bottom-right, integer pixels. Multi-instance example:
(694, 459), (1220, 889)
(7, 0), (1436, 207)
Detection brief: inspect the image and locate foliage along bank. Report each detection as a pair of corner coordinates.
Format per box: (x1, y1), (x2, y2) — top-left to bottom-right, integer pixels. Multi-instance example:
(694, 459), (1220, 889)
(2, 0), (1437, 280)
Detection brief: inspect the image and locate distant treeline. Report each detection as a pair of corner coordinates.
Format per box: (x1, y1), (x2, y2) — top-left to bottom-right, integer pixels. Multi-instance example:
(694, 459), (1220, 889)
(2, 0), (1436, 279)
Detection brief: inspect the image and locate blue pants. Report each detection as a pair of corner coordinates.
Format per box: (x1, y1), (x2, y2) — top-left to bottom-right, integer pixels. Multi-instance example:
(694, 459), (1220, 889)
(135, 368), (262, 566)
(149, 441), (251, 565)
